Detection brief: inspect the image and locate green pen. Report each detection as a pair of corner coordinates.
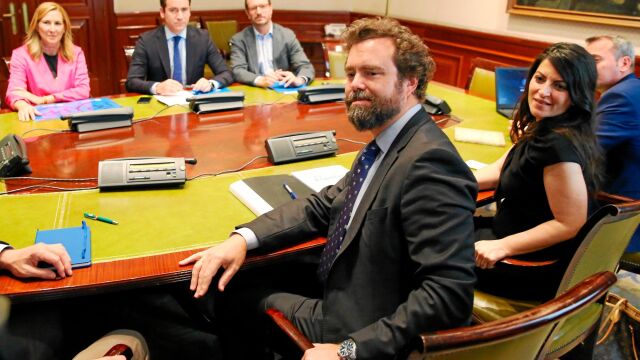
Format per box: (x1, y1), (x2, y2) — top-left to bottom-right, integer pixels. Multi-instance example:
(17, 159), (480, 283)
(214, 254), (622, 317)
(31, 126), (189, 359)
(84, 212), (119, 225)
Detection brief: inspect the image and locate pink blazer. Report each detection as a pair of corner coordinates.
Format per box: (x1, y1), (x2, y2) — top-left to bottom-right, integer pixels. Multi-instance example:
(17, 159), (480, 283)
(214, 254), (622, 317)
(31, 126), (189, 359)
(5, 44), (90, 109)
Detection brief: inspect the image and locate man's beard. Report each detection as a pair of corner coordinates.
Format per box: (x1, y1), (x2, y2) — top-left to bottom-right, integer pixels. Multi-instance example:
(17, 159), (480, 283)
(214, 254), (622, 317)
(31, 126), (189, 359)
(346, 86), (402, 131)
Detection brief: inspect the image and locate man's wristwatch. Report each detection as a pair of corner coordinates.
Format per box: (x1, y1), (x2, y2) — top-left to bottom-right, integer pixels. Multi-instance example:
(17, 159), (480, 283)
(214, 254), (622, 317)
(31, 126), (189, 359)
(338, 338), (357, 360)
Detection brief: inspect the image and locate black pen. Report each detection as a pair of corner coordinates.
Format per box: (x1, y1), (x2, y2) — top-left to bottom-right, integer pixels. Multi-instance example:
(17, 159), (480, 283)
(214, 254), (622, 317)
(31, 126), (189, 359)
(282, 183), (297, 199)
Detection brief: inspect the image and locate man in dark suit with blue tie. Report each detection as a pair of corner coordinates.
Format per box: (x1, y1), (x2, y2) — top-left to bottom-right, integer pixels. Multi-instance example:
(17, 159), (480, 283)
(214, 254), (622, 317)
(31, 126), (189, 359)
(586, 35), (640, 252)
(125, 0), (233, 95)
(181, 17), (477, 360)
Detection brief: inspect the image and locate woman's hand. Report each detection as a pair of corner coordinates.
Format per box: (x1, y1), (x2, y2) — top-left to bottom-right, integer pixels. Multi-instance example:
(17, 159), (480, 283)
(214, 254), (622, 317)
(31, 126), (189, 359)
(475, 239), (510, 269)
(13, 100), (41, 121)
(12, 89), (54, 105)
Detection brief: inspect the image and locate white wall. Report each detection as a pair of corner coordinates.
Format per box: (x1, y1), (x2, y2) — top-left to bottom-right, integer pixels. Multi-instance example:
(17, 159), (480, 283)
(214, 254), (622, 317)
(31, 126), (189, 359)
(387, 0), (640, 55)
(352, 0), (386, 15)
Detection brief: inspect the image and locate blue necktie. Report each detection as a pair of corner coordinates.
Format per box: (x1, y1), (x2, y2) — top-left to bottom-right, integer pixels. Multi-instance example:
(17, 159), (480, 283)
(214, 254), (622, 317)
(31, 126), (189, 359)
(172, 36), (183, 84)
(317, 141), (380, 282)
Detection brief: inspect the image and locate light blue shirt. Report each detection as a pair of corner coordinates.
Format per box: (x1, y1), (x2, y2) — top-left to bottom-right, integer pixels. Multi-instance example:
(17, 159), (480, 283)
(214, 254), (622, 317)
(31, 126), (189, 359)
(238, 104), (423, 249)
(254, 25), (274, 76)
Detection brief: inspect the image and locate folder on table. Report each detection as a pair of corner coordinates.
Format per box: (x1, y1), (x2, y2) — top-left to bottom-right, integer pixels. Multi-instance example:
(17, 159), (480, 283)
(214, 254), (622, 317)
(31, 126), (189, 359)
(230, 174), (314, 216)
(35, 221), (92, 268)
(230, 165), (349, 216)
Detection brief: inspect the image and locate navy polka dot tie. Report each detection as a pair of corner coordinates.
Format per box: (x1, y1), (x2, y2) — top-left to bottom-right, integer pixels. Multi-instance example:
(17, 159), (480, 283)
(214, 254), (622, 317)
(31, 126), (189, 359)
(317, 141), (380, 282)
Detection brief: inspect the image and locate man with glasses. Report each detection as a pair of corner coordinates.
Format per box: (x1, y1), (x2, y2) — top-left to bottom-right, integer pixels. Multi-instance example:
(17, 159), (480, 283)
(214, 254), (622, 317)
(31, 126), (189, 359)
(230, 0), (315, 88)
(126, 0), (233, 95)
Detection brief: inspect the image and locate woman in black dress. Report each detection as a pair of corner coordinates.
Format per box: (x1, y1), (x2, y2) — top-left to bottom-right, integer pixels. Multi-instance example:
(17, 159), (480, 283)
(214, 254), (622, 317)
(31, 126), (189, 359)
(473, 43), (603, 300)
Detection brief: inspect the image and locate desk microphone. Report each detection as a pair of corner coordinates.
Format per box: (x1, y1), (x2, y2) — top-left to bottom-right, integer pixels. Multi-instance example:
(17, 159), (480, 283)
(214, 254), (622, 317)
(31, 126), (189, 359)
(185, 158), (197, 165)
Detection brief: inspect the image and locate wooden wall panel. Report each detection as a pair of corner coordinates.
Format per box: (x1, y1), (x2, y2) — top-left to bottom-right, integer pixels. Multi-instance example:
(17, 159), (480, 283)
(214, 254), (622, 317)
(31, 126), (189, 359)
(352, 12), (640, 87)
(113, 14), (158, 92)
(63, 0), (113, 97)
(4, 7), (640, 100)
(428, 50), (462, 86)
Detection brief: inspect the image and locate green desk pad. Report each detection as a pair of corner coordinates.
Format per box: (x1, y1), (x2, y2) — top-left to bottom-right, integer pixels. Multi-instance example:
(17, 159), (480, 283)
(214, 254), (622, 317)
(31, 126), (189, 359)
(0, 153), (357, 263)
(428, 84), (512, 165)
(0, 83), (510, 262)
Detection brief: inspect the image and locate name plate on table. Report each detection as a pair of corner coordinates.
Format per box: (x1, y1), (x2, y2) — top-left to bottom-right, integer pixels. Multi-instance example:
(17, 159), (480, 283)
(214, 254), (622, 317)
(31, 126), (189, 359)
(98, 157), (187, 190)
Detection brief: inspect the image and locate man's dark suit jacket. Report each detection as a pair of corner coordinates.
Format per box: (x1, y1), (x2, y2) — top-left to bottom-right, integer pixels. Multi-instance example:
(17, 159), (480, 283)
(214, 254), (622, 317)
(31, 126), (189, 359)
(241, 108), (478, 359)
(125, 26), (233, 94)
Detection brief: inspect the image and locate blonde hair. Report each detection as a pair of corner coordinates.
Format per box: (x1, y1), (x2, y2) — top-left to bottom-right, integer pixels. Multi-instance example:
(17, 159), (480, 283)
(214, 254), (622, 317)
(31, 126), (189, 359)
(24, 2), (74, 62)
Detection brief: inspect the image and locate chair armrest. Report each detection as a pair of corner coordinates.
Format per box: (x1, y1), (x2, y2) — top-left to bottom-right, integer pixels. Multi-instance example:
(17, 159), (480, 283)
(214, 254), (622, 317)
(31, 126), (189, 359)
(500, 257), (558, 267)
(476, 190), (495, 207)
(597, 192), (636, 205)
(416, 271), (616, 353)
(265, 308), (314, 351)
(103, 344), (133, 359)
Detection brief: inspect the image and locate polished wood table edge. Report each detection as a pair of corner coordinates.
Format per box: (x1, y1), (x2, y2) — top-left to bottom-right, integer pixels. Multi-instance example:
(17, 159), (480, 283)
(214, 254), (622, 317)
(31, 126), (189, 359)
(2, 193), (495, 303)
(1, 238), (327, 304)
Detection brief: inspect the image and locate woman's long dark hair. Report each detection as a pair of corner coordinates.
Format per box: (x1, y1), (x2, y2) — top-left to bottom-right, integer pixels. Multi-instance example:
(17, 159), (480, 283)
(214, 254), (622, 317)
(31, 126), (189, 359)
(511, 42), (603, 194)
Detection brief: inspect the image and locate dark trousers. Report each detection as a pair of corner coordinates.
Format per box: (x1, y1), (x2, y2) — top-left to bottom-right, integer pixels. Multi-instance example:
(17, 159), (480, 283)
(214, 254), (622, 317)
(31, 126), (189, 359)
(0, 285), (222, 360)
(215, 260), (323, 360)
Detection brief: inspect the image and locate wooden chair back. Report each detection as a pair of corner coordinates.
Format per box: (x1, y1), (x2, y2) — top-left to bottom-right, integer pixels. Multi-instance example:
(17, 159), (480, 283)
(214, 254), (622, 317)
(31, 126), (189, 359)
(465, 57), (509, 100)
(206, 20), (238, 59)
(265, 272), (615, 360)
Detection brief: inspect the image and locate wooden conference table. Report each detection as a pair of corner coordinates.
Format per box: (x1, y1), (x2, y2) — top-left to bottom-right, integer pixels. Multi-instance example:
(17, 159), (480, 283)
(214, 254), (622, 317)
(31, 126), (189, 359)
(0, 81), (509, 303)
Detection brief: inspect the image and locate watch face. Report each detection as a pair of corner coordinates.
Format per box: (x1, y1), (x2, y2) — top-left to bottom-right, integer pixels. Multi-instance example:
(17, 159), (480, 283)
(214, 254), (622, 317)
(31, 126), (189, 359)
(338, 346), (349, 357)
(338, 339), (356, 359)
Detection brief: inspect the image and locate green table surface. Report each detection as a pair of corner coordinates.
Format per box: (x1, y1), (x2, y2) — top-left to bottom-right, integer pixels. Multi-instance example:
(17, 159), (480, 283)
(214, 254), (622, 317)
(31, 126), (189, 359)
(0, 82), (510, 263)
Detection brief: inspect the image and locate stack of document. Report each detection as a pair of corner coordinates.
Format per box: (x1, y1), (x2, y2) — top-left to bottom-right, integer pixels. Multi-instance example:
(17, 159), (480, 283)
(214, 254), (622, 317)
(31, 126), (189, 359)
(454, 127), (506, 147)
(230, 165), (349, 216)
(154, 90), (194, 106)
(154, 88), (231, 106)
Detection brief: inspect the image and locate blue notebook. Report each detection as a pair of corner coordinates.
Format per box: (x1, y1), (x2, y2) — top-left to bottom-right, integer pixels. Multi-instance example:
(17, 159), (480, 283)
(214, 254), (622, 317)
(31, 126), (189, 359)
(192, 87), (231, 96)
(35, 221), (92, 268)
(270, 82), (306, 94)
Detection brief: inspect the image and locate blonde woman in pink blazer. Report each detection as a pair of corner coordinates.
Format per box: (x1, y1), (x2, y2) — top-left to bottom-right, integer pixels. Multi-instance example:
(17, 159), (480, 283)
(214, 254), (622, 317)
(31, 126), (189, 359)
(5, 2), (90, 121)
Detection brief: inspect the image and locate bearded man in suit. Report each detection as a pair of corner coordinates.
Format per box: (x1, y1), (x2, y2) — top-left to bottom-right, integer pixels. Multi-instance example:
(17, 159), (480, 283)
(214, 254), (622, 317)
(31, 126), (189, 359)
(181, 17), (477, 360)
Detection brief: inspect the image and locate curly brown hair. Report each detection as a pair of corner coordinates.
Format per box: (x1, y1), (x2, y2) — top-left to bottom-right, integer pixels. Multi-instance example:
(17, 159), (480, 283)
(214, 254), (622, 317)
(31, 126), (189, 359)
(341, 17), (435, 101)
